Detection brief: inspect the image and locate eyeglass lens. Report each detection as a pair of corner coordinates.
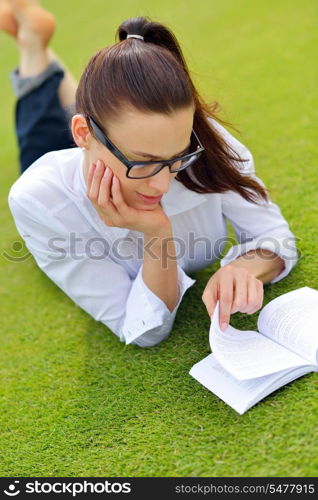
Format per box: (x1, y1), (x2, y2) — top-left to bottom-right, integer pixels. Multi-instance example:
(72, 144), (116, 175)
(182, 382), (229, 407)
(127, 151), (201, 179)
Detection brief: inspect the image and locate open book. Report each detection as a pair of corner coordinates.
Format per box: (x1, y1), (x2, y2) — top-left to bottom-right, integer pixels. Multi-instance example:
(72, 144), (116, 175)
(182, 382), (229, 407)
(189, 287), (318, 414)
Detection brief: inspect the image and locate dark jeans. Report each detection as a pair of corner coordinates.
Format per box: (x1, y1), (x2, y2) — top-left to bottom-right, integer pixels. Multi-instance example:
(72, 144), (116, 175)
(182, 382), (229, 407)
(15, 68), (75, 174)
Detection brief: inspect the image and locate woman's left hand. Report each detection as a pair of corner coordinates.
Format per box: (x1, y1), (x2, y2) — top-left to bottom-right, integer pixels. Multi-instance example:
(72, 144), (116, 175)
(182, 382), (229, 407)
(86, 160), (171, 237)
(201, 264), (264, 331)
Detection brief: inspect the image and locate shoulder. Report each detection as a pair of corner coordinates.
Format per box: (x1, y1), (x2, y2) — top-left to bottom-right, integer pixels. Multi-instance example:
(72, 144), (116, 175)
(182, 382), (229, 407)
(8, 147), (83, 214)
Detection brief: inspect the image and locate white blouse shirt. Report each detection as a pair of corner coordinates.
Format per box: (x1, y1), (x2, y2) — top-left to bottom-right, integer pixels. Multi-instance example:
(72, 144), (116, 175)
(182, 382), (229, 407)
(8, 120), (298, 347)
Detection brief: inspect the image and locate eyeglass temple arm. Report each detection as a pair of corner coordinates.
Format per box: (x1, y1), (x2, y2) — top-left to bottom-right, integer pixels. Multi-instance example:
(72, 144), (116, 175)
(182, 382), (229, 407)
(87, 116), (131, 166)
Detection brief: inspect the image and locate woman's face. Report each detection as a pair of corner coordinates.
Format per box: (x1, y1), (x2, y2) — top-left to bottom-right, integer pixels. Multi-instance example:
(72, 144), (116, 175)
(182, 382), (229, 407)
(82, 105), (194, 210)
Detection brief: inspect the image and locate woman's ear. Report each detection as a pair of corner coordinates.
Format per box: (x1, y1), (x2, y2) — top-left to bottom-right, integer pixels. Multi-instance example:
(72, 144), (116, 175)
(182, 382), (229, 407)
(71, 114), (91, 149)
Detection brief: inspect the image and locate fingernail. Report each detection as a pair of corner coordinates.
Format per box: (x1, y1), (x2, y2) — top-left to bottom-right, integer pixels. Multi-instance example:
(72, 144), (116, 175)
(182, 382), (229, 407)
(221, 322), (228, 331)
(104, 167), (109, 176)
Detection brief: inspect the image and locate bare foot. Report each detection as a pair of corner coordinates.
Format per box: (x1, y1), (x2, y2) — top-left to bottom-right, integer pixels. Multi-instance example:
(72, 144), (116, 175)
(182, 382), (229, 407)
(0, 0), (17, 36)
(12, 0), (56, 47)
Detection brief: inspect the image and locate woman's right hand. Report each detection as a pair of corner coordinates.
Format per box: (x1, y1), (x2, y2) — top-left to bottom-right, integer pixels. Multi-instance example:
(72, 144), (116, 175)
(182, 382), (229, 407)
(86, 159), (171, 238)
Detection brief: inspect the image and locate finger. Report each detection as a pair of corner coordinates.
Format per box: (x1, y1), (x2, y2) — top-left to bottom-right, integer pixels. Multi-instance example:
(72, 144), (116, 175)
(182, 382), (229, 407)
(86, 163), (96, 195)
(201, 278), (218, 319)
(245, 277), (264, 314)
(232, 269), (249, 313)
(98, 166), (115, 208)
(218, 272), (234, 331)
(111, 175), (129, 214)
(88, 159), (105, 202)
(208, 296), (218, 320)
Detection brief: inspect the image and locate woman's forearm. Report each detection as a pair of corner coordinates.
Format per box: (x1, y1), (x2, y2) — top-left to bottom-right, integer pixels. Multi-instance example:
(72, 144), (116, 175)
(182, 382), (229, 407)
(228, 249), (285, 283)
(142, 224), (179, 313)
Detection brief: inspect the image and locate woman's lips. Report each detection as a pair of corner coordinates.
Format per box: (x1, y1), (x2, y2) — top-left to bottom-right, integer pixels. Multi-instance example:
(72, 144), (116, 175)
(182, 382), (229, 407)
(136, 192), (163, 204)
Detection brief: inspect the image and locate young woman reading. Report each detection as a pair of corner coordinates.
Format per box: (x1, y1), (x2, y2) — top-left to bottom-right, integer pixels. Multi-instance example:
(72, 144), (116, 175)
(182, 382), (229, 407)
(2, 0), (298, 346)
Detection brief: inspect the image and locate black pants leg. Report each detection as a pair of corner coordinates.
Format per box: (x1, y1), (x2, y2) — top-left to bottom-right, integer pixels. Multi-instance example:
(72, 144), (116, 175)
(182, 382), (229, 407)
(15, 68), (75, 174)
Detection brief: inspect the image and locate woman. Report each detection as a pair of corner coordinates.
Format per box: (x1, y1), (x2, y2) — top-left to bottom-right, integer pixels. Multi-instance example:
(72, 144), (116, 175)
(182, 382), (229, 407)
(3, 0), (297, 347)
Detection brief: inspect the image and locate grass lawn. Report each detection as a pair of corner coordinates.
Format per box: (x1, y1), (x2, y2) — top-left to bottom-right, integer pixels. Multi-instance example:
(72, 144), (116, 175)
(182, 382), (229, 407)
(1, 0), (317, 477)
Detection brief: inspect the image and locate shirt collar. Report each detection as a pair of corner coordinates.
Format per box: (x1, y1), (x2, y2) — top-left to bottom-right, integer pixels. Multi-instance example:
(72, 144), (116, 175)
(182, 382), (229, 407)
(160, 175), (207, 217)
(78, 153), (207, 240)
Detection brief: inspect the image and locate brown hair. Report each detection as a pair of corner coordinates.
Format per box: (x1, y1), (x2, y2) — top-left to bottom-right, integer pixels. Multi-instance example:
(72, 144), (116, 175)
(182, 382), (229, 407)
(76, 16), (268, 203)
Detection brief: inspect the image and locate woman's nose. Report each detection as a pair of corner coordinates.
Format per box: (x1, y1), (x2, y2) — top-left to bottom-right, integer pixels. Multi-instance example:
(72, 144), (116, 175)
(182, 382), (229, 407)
(146, 166), (172, 194)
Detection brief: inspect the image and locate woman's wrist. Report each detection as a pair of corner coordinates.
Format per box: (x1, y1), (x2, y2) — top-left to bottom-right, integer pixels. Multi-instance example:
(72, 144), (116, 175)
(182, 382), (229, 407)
(143, 220), (172, 240)
(142, 221), (179, 312)
(227, 249), (285, 283)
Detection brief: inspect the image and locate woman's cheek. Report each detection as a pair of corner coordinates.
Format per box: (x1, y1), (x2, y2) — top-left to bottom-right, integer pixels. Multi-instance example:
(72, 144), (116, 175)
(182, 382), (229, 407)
(94, 145), (115, 168)
(118, 177), (134, 201)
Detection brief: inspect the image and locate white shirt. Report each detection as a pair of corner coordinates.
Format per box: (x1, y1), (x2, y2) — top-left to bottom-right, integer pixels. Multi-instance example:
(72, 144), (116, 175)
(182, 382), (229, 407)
(8, 120), (298, 347)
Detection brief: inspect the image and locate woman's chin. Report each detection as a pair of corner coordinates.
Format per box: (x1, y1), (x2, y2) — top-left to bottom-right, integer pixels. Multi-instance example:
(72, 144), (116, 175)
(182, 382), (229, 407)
(134, 201), (158, 210)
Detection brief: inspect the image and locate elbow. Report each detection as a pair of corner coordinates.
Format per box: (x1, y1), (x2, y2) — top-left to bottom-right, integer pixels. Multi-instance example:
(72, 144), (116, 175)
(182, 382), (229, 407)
(125, 325), (173, 348)
(100, 314), (174, 348)
(129, 335), (169, 348)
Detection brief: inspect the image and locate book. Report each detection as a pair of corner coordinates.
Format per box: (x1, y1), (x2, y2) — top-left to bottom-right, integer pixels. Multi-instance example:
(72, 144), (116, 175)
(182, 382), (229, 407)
(189, 287), (318, 414)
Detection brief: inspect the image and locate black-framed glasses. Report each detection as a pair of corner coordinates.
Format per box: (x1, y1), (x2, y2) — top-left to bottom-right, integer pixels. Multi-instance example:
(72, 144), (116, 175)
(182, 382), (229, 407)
(86, 116), (205, 179)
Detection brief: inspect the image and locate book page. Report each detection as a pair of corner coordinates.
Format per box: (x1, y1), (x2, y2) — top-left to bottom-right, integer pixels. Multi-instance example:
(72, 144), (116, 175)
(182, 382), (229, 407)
(258, 287), (318, 365)
(189, 353), (315, 415)
(189, 353), (274, 414)
(209, 303), (308, 380)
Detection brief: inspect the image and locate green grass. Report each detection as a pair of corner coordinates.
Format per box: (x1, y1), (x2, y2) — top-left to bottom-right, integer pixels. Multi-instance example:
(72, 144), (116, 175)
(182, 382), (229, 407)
(1, 0), (317, 477)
